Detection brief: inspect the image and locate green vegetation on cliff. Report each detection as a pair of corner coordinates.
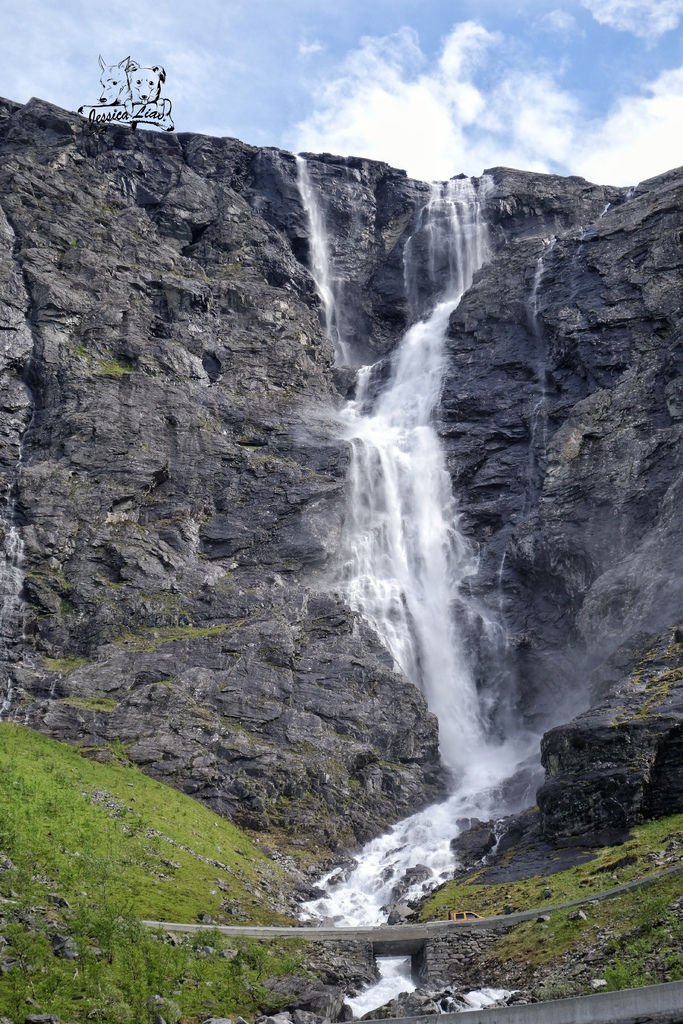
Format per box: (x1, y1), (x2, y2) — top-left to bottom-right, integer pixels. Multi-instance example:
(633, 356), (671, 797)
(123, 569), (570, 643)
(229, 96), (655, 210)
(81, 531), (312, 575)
(0, 724), (305, 1023)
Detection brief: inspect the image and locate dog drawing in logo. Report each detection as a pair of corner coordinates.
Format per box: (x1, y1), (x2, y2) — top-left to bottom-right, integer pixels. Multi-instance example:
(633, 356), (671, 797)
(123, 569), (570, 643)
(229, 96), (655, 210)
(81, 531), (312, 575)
(97, 55), (135, 106)
(128, 64), (167, 105)
(79, 55), (175, 132)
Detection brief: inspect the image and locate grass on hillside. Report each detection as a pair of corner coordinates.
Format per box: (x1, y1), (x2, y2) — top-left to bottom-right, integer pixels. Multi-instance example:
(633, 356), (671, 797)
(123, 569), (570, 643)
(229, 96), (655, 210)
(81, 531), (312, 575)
(482, 872), (683, 996)
(419, 813), (683, 998)
(0, 724), (308, 1024)
(0, 723), (293, 926)
(419, 813), (683, 920)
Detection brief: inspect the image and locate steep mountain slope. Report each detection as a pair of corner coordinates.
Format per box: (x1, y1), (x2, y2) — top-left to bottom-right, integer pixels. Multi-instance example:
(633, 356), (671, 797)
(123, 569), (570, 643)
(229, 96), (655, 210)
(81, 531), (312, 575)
(0, 95), (681, 851)
(0, 97), (441, 850)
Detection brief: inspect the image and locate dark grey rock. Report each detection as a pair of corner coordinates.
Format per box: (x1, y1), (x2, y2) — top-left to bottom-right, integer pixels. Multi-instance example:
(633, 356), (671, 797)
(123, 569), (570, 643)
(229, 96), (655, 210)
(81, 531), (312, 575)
(450, 820), (497, 868)
(538, 629), (683, 839)
(45, 894), (69, 908)
(387, 864), (431, 905)
(386, 904), (412, 925)
(50, 933), (78, 960)
(262, 976), (345, 1021)
(292, 1011), (327, 1024)
(0, 94), (682, 860)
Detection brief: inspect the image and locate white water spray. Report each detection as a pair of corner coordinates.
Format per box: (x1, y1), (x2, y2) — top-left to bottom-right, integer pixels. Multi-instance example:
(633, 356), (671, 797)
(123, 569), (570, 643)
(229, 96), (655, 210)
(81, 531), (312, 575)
(296, 163), (534, 1011)
(341, 180), (489, 771)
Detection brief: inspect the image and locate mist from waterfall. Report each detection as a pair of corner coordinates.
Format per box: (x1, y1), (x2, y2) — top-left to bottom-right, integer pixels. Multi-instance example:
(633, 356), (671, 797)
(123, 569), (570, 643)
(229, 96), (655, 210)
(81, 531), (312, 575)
(296, 162), (534, 943)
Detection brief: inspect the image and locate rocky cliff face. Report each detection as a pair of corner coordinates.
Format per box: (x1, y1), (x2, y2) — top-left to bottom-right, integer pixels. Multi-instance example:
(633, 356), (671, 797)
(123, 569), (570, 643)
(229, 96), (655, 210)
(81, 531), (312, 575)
(0, 96), (681, 851)
(0, 97), (443, 851)
(440, 165), (683, 837)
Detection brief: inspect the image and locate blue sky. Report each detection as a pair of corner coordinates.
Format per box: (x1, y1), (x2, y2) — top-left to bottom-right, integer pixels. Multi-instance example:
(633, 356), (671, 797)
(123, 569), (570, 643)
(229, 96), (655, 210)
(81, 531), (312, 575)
(2, 0), (683, 184)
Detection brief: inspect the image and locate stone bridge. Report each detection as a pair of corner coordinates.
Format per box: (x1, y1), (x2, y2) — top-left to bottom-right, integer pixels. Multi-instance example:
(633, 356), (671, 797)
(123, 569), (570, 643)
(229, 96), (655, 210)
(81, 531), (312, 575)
(144, 915), (504, 983)
(143, 864), (683, 984)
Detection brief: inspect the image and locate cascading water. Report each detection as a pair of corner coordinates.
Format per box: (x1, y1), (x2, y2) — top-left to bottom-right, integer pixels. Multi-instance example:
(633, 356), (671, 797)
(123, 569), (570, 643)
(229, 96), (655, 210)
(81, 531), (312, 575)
(296, 161), (531, 1014)
(295, 155), (351, 365)
(0, 522), (24, 719)
(526, 237), (556, 497)
(342, 180), (489, 771)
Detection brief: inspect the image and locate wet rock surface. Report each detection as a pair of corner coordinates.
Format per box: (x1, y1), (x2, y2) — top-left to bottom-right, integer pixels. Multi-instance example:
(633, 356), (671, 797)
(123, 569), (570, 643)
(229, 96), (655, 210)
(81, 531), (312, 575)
(538, 628), (683, 839)
(0, 95), (682, 853)
(465, 808), (597, 884)
(450, 818), (497, 869)
(359, 984), (529, 1019)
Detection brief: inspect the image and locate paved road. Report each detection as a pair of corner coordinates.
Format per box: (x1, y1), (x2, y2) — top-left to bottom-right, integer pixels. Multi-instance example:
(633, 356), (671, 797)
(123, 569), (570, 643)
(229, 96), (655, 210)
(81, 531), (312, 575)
(142, 862), (683, 945)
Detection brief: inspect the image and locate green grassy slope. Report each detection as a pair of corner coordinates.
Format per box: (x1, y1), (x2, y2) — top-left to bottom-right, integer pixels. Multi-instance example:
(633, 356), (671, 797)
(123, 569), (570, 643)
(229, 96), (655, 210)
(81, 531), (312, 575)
(419, 814), (683, 920)
(479, 872), (683, 997)
(418, 814), (683, 997)
(0, 724), (307, 1023)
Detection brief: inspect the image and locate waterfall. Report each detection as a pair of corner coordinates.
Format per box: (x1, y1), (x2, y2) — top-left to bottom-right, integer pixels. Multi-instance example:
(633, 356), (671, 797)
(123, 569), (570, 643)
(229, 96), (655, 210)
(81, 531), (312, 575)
(0, 522), (25, 719)
(295, 155), (351, 364)
(527, 237), (556, 496)
(341, 179), (489, 771)
(297, 161), (532, 964)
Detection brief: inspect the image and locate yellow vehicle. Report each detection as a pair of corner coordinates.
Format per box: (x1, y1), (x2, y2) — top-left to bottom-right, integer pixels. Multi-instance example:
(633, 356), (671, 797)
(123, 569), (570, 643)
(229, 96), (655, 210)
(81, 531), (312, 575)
(448, 910), (481, 921)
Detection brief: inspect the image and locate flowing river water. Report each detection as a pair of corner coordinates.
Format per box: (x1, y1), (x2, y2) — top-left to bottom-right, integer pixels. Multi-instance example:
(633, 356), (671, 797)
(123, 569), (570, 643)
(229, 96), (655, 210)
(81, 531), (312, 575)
(296, 161), (532, 1014)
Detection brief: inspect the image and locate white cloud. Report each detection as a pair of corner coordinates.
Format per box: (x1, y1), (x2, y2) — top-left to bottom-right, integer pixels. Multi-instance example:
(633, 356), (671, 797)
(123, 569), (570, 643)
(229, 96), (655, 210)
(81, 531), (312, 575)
(580, 0), (683, 37)
(575, 66), (683, 182)
(292, 23), (578, 180)
(541, 9), (580, 33)
(291, 21), (683, 186)
(0, 0), (231, 117)
(299, 40), (325, 58)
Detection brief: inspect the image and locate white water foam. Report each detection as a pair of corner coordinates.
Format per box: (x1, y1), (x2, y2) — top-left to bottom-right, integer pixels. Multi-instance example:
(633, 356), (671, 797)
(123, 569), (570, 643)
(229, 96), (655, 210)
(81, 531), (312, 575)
(295, 163), (535, 1012)
(461, 987), (512, 1011)
(345, 957), (415, 1018)
(303, 738), (526, 926)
